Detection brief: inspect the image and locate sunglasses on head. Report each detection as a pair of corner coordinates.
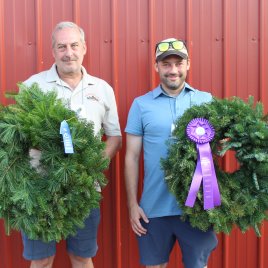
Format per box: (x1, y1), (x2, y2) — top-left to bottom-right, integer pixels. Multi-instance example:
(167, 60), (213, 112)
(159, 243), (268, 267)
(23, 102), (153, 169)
(155, 40), (186, 53)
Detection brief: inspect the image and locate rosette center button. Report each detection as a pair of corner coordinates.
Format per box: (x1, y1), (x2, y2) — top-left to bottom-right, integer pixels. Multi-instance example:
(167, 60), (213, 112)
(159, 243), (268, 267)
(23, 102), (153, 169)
(196, 127), (205, 136)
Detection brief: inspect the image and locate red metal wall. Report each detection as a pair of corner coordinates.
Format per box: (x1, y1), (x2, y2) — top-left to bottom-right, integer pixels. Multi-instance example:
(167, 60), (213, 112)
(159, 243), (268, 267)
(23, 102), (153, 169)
(0, 0), (268, 267)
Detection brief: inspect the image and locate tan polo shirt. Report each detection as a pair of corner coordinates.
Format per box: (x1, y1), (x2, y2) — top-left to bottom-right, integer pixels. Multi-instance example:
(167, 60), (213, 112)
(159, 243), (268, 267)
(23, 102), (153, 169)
(24, 63), (121, 137)
(24, 64), (121, 177)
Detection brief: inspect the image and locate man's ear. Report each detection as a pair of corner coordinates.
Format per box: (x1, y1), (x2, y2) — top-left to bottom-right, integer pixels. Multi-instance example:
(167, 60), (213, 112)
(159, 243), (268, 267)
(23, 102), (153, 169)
(83, 43), (87, 55)
(187, 58), (190, 71)
(154, 62), (159, 73)
(52, 49), (56, 59)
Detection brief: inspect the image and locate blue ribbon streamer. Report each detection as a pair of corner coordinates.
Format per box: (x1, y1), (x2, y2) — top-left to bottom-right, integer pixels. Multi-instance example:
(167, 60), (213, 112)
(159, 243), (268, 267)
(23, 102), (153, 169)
(60, 120), (74, 154)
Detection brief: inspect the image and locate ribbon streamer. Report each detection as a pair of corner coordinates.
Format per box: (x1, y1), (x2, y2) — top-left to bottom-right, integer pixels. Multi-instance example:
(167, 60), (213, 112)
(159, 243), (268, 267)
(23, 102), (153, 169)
(60, 120), (74, 154)
(185, 118), (221, 210)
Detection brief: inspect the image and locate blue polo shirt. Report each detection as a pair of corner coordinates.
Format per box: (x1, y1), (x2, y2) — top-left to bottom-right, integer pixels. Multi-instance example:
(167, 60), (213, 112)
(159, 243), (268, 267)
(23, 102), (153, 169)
(125, 83), (212, 218)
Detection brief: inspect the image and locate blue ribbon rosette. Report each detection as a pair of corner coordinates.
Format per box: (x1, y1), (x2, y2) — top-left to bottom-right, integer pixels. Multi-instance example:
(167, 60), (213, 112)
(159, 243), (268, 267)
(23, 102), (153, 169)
(185, 118), (221, 210)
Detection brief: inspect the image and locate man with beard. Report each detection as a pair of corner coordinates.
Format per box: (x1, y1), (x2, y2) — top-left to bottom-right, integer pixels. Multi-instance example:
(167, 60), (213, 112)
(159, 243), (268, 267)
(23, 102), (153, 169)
(124, 38), (218, 268)
(21, 21), (122, 268)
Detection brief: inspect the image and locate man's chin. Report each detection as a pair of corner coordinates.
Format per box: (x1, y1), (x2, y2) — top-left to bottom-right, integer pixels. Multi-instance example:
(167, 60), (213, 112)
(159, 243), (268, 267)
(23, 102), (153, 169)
(62, 66), (78, 74)
(166, 83), (180, 91)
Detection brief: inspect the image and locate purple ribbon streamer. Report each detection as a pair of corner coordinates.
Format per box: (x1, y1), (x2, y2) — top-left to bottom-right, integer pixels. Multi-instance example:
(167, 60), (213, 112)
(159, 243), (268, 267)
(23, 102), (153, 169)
(185, 118), (221, 210)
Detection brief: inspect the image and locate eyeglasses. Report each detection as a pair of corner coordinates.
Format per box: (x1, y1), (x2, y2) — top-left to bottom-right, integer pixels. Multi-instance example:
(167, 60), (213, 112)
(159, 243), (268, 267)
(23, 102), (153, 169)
(155, 40), (185, 53)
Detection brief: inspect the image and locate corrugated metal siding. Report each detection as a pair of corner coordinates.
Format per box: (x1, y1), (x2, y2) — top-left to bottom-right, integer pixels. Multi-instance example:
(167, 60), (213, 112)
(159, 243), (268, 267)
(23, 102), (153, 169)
(0, 0), (268, 267)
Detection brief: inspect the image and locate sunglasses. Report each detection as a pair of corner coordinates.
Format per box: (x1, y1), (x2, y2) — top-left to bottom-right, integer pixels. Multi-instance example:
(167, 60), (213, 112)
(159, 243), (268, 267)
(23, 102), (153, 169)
(155, 40), (186, 53)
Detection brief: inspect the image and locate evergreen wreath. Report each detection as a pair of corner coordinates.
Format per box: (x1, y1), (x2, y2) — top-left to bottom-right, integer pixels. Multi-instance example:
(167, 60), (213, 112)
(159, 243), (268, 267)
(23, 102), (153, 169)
(162, 96), (268, 236)
(0, 83), (109, 242)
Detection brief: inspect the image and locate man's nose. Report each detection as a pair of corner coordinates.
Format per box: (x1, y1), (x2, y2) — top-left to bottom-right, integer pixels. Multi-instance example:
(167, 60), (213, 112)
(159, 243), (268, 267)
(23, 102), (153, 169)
(170, 64), (179, 73)
(65, 45), (73, 56)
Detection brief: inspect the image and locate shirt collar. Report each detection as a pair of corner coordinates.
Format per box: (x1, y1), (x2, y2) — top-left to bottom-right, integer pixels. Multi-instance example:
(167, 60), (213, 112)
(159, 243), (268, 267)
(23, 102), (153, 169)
(152, 82), (195, 99)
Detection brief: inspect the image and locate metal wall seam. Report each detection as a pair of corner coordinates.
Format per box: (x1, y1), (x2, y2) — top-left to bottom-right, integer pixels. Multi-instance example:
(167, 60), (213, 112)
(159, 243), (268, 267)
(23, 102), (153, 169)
(148, 0), (156, 91)
(260, 0), (268, 112)
(35, 0), (43, 72)
(0, 227), (11, 268)
(223, 0), (231, 99)
(258, 224), (265, 268)
(111, 0), (122, 267)
(0, 0), (6, 105)
(186, 0), (193, 85)
(72, 0), (80, 26)
(222, 0), (232, 267)
(258, 0), (268, 264)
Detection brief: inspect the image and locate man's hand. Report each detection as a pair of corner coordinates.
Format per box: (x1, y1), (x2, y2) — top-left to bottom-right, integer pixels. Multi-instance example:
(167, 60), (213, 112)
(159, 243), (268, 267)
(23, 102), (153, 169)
(29, 148), (41, 168)
(129, 204), (149, 236)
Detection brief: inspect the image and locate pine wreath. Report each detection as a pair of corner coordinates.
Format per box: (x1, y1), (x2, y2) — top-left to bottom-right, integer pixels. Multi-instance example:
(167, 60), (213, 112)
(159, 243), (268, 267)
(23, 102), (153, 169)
(0, 83), (109, 242)
(162, 96), (268, 236)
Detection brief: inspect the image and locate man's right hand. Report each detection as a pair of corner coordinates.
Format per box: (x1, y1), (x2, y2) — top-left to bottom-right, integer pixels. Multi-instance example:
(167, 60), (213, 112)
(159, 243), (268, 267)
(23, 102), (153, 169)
(129, 204), (149, 236)
(29, 148), (41, 168)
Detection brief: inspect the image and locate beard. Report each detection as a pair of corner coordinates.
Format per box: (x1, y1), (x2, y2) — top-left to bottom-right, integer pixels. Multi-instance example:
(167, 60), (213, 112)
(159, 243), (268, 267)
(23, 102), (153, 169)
(161, 73), (185, 91)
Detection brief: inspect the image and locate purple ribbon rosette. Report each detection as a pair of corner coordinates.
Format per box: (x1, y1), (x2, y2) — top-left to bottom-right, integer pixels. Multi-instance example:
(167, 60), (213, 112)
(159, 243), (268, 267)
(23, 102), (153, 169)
(185, 118), (221, 210)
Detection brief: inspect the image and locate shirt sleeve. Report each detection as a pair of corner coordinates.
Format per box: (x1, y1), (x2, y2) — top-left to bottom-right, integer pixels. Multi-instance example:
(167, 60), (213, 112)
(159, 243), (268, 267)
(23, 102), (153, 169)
(102, 85), (122, 137)
(192, 91), (213, 105)
(125, 99), (143, 136)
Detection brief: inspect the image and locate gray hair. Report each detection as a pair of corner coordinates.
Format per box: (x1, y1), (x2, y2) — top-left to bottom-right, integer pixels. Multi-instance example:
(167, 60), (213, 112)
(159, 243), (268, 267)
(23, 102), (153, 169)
(52, 21), (85, 47)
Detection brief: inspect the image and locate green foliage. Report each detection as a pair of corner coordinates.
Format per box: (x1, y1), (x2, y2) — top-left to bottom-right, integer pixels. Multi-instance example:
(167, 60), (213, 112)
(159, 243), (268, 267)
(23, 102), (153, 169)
(0, 83), (109, 242)
(162, 96), (268, 236)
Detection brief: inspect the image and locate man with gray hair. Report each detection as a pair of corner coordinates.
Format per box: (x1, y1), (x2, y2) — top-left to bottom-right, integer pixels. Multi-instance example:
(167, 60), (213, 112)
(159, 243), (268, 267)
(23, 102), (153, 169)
(22, 21), (122, 268)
